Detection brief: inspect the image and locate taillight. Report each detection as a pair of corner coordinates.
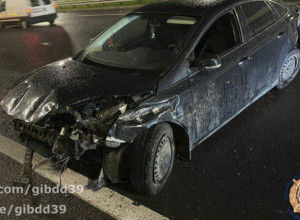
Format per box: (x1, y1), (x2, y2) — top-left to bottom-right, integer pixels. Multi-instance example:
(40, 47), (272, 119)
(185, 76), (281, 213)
(26, 9), (32, 13)
(53, 4), (57, 8)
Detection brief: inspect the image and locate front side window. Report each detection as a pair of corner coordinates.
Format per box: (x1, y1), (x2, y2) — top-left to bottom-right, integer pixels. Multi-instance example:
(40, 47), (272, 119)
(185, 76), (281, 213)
(79, 14), (198, 73)
(193, 13), (239, 58)
(240, 1), (275, 38)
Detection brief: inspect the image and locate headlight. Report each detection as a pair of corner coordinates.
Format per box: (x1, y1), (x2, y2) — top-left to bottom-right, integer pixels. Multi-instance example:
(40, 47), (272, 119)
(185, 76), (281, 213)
(119, 102), (171, 123)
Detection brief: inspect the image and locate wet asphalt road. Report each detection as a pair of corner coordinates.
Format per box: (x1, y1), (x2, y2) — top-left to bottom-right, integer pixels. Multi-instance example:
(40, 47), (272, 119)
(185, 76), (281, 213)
(0, 10), (300, 220)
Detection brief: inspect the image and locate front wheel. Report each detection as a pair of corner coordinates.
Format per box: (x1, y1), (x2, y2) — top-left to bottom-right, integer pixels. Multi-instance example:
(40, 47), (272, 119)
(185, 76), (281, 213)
(277, 49), (300, 90)
(130, 123), (175, 195)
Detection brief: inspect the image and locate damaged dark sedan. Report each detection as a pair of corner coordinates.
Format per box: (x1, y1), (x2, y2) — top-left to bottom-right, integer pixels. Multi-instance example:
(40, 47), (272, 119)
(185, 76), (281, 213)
(1, 0), (300, 195)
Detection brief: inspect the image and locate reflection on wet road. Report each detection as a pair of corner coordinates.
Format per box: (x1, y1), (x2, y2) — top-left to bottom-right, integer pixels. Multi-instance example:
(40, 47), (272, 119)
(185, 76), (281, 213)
(0, 10), (300, 220)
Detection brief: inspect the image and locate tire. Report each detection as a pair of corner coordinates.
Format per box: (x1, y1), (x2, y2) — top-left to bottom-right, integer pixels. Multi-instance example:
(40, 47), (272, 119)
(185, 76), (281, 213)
(130, 123), (175, 195)
(21, 21), (27, 29)
(49, 19), (55, 25)
(277, 49), (300, 90)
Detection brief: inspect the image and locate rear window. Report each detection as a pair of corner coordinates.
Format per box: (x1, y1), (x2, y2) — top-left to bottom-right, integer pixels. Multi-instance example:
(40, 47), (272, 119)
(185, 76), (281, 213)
(42, 0), (51, 5)
(31, 0), (40, 6)
(270, 2), (287, 17)
(240, 1), (275, 38)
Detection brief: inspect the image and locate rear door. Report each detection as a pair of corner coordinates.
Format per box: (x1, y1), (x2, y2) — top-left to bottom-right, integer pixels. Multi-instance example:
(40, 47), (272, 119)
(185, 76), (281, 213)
(236, 1), (288, 96)
(268, 1), (298, 59)
(29, 0), (44, 18)
(30, 0), (55, 18)
(40, 0), (55, 15)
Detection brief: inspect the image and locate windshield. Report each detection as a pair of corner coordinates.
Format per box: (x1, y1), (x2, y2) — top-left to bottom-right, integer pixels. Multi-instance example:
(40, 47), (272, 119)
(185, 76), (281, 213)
(79, 14), (198, 73)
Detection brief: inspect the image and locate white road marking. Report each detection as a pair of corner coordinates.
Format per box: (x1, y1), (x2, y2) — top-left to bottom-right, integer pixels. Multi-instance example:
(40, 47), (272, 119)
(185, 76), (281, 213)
(40, 42), (51, 46)
(0, 134), (168, 220)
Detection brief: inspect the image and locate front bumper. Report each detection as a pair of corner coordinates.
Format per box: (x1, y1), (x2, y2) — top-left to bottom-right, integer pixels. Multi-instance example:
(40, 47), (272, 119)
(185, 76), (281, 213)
(14, 119), (58, 146)
(14, 119), (129, 183)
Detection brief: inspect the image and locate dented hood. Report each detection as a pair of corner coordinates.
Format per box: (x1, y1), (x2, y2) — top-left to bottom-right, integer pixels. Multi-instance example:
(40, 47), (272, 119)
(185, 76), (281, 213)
(0, 59), (157, 123)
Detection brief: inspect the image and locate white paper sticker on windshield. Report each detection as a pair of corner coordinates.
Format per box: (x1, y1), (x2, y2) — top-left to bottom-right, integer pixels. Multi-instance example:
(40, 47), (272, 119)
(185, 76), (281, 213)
(167, 16), (197, 25)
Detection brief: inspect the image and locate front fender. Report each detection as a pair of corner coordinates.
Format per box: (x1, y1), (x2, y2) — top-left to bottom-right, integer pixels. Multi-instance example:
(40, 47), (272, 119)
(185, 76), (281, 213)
(106, 95), (185, 144)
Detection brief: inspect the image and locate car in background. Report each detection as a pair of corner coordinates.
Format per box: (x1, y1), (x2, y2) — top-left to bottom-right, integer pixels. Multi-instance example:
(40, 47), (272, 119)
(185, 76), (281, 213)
(0, 0), (57, 29)
(1, 0), (300, 195)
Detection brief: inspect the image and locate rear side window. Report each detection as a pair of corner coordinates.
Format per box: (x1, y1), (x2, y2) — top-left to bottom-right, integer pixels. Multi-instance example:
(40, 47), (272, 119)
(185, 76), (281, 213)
(270, 2), (287, 17)
(31, 0), (40, 6)
(240, 1), (275, 38)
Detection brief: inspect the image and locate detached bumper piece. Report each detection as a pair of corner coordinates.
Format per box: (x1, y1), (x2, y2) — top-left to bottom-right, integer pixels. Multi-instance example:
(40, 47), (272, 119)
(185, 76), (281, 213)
(13, 148), (34, 188)
(86, 168), (108, 191)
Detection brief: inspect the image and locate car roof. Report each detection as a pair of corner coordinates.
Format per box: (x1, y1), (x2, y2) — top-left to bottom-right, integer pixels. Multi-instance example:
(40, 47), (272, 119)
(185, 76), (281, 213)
(132, 0), (285, 16)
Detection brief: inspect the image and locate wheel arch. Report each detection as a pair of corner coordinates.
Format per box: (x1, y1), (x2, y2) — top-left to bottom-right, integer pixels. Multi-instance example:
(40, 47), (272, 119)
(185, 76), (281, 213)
(167, 122), (191, 160)
(277, 48), (300, 89)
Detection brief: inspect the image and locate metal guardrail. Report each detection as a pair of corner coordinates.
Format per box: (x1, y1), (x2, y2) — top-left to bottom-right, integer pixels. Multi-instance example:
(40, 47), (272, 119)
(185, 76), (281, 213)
(54, 0), (299, 9)
(54, 0), (142, 7)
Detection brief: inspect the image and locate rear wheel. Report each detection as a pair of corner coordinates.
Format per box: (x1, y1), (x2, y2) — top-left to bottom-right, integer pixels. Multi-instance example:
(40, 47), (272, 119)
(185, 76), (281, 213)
(21, 21), (27, 29)
(277, 49), (300, 90)
(130, 123), (175, 195)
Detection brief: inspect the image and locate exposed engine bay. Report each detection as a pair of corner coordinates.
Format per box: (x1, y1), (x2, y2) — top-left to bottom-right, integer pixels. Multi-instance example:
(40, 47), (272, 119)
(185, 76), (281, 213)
(11, 94), (152, 189)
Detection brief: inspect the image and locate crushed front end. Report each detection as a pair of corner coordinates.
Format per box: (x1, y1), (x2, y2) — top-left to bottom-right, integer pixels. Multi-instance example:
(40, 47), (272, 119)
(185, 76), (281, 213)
(3, 94), (151, 189)
(0, 58), (159, 189)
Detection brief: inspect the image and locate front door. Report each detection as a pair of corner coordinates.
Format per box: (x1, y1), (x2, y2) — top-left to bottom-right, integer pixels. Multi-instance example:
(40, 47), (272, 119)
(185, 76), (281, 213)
(189, 11), (254, 141)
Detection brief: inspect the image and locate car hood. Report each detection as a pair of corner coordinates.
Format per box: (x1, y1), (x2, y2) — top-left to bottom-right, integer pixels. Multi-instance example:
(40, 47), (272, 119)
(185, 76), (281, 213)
(0, 59), (157, 123)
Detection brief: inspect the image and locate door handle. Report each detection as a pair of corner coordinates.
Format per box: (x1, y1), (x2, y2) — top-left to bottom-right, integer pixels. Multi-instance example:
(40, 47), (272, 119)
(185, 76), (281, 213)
(239, 56), (250, 66)
(277, 32), (285, 39)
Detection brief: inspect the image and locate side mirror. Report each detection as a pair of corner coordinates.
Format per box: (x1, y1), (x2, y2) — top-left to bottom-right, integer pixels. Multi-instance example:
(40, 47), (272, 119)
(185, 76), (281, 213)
(194, 53), (221, 70)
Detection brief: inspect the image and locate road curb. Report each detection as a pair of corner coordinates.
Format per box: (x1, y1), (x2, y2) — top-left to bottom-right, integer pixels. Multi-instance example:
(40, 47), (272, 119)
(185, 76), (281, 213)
(0, 134), (168, 220)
